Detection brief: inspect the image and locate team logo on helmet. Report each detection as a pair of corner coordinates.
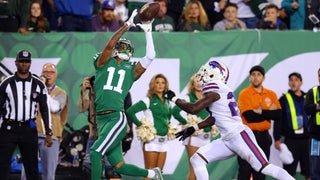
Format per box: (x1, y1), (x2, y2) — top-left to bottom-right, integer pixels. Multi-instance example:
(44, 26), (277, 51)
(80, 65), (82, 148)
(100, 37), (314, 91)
(196, 60), (229, 86)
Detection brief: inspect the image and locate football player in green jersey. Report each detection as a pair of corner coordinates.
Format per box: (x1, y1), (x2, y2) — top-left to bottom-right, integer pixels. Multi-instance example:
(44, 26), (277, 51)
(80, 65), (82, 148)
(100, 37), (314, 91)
(90, 9), (163, 180)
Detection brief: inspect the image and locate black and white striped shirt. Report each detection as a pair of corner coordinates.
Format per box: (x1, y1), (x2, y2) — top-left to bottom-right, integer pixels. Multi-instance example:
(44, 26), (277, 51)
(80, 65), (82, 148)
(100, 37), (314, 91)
(0, 72), (52, 135)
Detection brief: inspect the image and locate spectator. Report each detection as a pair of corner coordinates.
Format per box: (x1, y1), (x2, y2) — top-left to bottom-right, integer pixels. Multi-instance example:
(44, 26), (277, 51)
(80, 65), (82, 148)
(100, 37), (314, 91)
(89, 10), (163, 180)
(152, 0), (175, 32)
(92, 0), (123, 32)
(0, 50), (53, 180)
(126, 73), (172, 179)
(273, 72), (310, 179)
(237, 65), (282, 180)
(164, 60), (294, 180)
(54, 0), (95, 31)
(114, 0), (129, 22)
(213, 2), (246, 30)
(0, 0), (30, 35)
(227, 0), (260, 29)
(304, 68), (320, 180)
(176, 0), (211, 32)
(41, 0), (59, 31)
(282, 0), (320, 30)
(172, 74), (210, 180)
(21, 63), (68, 180)
(257, 4), (288, 30)
(78, 76), (97, 169)
(200, 0), (224, 29)
(26, 1), (50, 33)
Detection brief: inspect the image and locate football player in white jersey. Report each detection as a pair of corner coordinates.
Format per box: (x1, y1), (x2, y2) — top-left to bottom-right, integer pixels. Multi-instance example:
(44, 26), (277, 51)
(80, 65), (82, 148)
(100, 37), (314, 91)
(164, 60), (294, 180)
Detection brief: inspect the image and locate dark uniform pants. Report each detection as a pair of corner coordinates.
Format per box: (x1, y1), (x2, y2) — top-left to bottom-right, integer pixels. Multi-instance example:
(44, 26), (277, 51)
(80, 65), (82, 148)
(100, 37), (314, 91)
(0, 120), (39, 180)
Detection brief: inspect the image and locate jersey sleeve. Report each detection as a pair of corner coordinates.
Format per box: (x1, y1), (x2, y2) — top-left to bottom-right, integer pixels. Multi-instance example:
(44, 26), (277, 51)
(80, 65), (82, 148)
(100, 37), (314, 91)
(93, 52), (102, 69)
(202, 82), (220, 94)
(125, 99), (148, 127)
(270, 90), (282, 109)
(238, 89), (253, 114)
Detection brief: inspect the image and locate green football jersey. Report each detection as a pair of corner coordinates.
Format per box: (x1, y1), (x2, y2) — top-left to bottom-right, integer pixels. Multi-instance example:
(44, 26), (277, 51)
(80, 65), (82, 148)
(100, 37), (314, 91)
(93, 53), (137, 113)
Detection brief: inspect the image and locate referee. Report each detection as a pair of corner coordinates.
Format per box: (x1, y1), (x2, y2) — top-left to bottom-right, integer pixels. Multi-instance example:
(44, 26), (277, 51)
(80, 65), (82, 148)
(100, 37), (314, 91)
(0, 50), (53, 180)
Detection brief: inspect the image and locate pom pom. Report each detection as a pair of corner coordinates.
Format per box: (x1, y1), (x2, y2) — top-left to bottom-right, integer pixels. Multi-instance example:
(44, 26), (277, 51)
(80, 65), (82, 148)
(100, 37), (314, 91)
(210, 125), (220, 138)
(136, 118), (157, 142)
(167, 124), (178, 141)
(183, 115), (203, 136)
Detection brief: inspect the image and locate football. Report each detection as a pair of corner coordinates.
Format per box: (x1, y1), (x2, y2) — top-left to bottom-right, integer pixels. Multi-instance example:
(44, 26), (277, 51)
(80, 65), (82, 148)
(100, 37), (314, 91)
(138, 2), (160, 22)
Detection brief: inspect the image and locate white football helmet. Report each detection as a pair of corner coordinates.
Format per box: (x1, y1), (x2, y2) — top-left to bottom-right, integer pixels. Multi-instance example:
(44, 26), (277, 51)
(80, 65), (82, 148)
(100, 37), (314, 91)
(196, 60), (229, 86)
(112, 38), (134, 61)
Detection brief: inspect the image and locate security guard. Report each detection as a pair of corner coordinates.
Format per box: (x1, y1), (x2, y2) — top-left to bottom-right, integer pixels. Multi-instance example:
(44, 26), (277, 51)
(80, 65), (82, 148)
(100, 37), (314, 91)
(273, 72), (309, 178)
(304, 68), (320, 180)
(0, 50), (52, 180)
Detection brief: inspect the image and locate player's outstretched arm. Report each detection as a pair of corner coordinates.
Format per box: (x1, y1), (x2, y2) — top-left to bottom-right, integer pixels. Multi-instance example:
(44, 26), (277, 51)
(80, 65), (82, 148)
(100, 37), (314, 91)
(96, 10), (138, 67)
(175, 116), (214, 141)
(135, 20), (156, 79)
(164, 90), (220, 114)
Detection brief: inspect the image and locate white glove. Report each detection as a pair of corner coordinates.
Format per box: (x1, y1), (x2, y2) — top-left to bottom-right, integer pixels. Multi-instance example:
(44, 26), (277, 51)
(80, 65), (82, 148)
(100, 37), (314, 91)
(125, 9), (138, 28)
(137, 19), (154, 32)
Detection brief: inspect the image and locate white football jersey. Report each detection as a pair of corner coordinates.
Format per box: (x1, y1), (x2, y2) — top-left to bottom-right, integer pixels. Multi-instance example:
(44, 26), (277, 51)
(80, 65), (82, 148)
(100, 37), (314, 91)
(202, 81), (245, 140)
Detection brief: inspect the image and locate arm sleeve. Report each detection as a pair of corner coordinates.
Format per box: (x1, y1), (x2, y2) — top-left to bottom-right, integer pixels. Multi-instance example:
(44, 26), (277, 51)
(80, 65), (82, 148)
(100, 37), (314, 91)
(242, 110), (265, 122)
(261, 109), (282, 121)
(172, 105), (188, 124)
(273, 96), (286, 141)
(213, 21), (226, 31)
(304, 88), (317, 115)
(0, 81), (7, 111)
(125, 100), (148, 127)
(144, 31), (155, 60)
(281, 0), (295, 14)
(39, 89), (52, 135)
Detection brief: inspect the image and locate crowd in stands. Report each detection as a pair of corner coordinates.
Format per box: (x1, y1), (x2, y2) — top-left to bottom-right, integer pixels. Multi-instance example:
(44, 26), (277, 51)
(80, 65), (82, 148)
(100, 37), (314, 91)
(0, 0), (319, 34)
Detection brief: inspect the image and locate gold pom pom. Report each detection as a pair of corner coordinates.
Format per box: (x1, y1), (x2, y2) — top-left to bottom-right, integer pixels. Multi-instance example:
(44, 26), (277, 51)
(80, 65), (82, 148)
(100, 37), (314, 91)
(183, 115), (203, 136)
(210, 125), (220, 137)
(136, 118), (157, 142)
(167, 124), (178, 141)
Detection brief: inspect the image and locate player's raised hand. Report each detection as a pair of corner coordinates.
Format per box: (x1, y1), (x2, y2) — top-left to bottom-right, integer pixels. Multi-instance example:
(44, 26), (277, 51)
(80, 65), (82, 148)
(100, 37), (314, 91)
(175, 126), (196, 141)
(125, 9), (138, 28)
(137, 19), (154, 32)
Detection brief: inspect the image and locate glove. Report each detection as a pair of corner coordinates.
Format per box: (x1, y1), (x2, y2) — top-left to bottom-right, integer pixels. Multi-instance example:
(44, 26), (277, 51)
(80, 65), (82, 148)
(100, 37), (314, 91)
(137, 19), (154, 32)
(164, 90), (176, 101)
(175, 126), (196, 141)
(125, 9), (138, 28)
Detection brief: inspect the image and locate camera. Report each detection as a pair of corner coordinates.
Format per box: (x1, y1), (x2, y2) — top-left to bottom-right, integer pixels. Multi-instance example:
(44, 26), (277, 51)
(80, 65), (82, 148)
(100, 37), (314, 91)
(86, 76), (95, 89)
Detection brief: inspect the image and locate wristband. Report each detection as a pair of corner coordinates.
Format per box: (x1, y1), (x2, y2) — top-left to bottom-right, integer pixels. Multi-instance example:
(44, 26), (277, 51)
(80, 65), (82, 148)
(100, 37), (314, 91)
(172, 96), (178, 103)
(192, 124), (199, 131)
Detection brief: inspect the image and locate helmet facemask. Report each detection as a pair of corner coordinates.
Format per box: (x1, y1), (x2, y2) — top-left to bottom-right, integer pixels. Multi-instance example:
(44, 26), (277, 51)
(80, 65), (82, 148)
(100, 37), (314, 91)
(112, 39), (134, 61)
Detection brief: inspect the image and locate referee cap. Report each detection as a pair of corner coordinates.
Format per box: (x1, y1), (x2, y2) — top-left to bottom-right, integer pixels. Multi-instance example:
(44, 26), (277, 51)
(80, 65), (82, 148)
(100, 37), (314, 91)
(16, 50), (32, 61)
